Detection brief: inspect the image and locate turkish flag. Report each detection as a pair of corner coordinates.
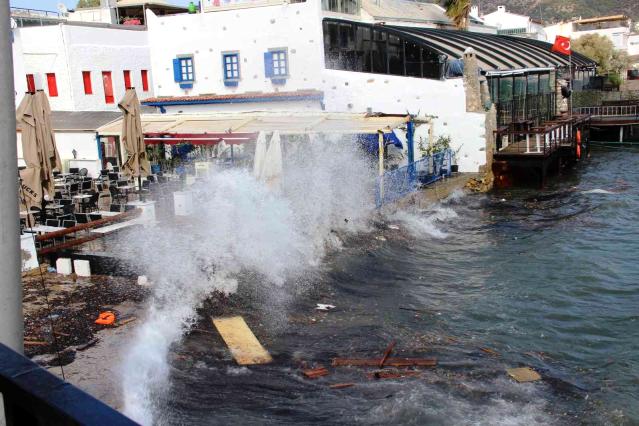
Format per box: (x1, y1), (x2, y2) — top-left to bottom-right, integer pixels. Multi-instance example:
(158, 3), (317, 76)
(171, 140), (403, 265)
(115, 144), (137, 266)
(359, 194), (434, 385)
(552, 36), (571, 55)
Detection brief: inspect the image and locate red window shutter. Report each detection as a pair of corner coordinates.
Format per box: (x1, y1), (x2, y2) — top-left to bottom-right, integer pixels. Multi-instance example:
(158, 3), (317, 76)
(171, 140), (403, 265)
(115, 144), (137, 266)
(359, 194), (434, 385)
(26, 74), (35, 92)
(123, 70), (131, 89)
(102, 71), (114, 104)
(141, 70), (149, 91)
(82, 71), (93, 94)
(46, 73), (58, 97)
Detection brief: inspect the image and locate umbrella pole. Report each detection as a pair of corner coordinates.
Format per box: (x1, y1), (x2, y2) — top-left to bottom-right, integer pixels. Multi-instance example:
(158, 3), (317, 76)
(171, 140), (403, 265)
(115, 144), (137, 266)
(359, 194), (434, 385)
(0, 1), (24, 354)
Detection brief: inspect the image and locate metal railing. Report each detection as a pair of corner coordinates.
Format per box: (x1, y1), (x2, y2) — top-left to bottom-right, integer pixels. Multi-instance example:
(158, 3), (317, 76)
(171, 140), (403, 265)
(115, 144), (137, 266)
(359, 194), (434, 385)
(0, 343), (135, 425)
(573, 105), (638, 117)
(10, 7), (61, 18)
(376, 150), (451, 207)
(493, 116), (590, 156)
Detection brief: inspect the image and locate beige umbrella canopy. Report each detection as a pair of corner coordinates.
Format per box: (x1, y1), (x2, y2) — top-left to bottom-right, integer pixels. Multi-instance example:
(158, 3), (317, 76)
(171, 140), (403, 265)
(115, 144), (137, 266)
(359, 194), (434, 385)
(118, 89), (150, 178)
(16, 91), (61, 210)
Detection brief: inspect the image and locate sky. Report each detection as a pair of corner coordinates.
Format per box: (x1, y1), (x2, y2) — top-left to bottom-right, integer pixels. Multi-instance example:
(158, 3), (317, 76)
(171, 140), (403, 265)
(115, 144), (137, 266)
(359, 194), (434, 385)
(10, 0), (191, 12)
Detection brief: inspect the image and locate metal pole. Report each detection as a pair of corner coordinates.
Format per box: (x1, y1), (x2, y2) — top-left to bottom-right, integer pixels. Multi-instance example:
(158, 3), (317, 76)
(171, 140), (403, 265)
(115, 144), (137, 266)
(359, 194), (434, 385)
(378, 131), (384, 205)
(0, 0), (24, 354)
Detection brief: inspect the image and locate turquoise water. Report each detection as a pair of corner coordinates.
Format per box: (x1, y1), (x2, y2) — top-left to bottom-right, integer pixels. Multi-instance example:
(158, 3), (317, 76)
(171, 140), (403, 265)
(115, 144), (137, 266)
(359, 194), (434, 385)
(163, 149), (639, 425)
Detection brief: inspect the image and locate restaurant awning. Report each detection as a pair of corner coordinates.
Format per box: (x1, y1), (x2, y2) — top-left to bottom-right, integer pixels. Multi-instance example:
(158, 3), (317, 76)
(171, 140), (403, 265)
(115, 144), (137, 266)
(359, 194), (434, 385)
(96, 112), (410, 145)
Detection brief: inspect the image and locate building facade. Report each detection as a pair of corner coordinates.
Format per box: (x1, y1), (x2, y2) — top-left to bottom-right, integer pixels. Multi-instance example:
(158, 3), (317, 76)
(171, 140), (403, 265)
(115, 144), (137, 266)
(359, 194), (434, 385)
(481, 6), (546, 41)
(14, 22), (153, 112)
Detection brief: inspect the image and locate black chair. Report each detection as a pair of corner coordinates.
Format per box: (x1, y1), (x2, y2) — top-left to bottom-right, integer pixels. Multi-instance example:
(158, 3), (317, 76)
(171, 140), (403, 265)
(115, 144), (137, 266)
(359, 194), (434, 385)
(81, 181), (92, 191)
(89, 213), (102, 221)
(124, 205), (135, 212)
(108, 173), (119, 181)
(69, 167), (80, 174)
(110, 204), (123, 213)
(84, 192), (99, 213)
(46, 219), (59, 227)
(112, 166), (120, 173)
(63, 220), (76, 228)
(54, 191), (62, 200)
(75, 213), (89, 224)
(147, 175), (155, 183)
(117, 180), (128, 188)
(100, 169), (109, 177)
(69, 183), (80, 196)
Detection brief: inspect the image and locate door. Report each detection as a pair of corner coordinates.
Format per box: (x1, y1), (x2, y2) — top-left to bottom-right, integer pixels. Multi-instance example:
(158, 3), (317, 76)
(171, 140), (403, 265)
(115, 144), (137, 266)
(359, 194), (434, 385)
(102, 71), (114, 104)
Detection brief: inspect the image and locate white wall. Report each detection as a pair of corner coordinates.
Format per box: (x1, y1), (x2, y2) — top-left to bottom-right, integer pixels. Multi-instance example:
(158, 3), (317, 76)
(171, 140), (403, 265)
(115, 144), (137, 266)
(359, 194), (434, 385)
(629, 34), (639, 58)
(147, 1), (486, 172)
(15, 24), (152, 112)
(545, 22), (630, 51)
(147, 2), (324, 98)
(67, 7), (115, 24)
(63, 25), (152, 111)
(12, 29), (27, 106)
(17, 131), (101, 175)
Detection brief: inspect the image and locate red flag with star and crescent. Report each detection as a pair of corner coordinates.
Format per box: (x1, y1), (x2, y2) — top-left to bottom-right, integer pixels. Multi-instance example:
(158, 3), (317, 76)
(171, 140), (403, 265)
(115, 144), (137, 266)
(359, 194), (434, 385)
(552, 36), (571, 55)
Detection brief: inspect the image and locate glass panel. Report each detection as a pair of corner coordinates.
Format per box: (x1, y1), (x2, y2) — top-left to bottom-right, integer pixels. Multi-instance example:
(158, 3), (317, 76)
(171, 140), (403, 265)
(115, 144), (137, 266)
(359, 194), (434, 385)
(527, 74), (539, 95)
(388, 35), (404, 76)
(513, 75), (526, 97)
(499, 77), (513, 102)
(405, 42), (421, 77)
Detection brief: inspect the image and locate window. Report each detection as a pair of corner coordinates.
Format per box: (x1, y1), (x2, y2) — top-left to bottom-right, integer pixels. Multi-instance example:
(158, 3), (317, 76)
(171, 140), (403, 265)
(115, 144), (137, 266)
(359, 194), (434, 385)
(26, 74), (35, 92)
(141, 70), (149, 91)
(46, 73), (58, 97)
(271, 50), (288, 77)
(102, 71), (114, 104)
(123, 70), (132, 89)
(264, 49), (288, 84)
(222, 52), (240, 86)
(173, 56), (194, 89)
(322, 0), (359, 14)
(82, 71), (92, 94)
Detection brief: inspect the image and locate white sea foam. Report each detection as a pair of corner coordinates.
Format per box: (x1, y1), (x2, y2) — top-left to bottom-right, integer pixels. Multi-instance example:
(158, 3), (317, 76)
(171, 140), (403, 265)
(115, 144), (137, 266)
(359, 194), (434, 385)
(117, 135), (375, 425)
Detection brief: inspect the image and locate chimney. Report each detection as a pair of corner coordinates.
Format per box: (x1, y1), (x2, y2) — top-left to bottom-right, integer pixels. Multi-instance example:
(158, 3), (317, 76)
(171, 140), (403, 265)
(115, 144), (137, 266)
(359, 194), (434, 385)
(470, 5), (479, 19)
(497, 6), (506, 13)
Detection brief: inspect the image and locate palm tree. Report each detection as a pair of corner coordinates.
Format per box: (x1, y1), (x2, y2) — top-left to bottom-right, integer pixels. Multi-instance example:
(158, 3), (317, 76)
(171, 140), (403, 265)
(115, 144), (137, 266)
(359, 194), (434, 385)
(442, 0), (472, 30)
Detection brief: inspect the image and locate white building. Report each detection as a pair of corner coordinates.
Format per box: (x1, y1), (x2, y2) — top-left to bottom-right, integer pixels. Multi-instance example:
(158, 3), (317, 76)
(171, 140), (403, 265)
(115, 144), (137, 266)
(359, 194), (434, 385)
(481, 5), (546, 41)
(545, 15), (632, 52)
(13, 22), (153, 112)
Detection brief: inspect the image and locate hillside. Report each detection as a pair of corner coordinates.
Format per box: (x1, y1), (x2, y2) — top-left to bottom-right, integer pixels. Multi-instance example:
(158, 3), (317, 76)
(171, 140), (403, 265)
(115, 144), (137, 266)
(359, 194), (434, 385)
(477, 0), (638, 24)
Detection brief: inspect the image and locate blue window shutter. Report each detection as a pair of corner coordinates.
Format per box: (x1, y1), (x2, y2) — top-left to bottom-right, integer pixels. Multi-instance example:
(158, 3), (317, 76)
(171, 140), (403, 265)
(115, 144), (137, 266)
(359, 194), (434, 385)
(173, 58), (182, 82)
(264, 52), (273, 78)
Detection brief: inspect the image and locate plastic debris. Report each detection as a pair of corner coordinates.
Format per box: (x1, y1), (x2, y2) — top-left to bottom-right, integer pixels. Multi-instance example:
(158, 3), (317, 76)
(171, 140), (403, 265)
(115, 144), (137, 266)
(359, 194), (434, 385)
(316, 304), (336, 311)
(507, 367), (541, 383)
(387, 225), (400, 230)
(479, 347), (500, 357)
(375, 236), (387, 241)
(95, 311), (116, 325)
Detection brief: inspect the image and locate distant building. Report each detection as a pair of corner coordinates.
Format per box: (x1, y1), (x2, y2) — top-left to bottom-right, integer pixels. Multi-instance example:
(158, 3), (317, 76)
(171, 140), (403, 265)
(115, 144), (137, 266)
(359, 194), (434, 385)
(545, 15), (632, 51)
(67, 0), (187, 26)
(481, 5), (546, 40)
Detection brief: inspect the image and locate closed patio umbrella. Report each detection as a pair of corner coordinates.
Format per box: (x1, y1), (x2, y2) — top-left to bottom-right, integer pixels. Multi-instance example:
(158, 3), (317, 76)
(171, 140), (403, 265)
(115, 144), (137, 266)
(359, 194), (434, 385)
(16, 91), (61, 224)
(262, 131), (283, 190)
(118, 89), (150, 181)
(34, 90), (61, 196)
(252, 131), (267, 179)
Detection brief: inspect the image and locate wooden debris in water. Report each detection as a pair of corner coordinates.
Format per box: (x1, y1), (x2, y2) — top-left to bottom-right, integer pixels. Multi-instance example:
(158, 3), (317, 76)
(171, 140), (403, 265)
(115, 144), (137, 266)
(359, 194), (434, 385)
(332, 357), (437, 368)
(379, 340), (396, 368)
(24, 340), (48, 346)
(302, 367), (329, 379)
(116, 316), (137, 327)
(211, 316), (273, 365)
(76, 338), (99, 351)
(368, 370), (422, 380)
(479, 347), (500, 357)
(507, 367), (541, 383)
(329, 383), (354, 389)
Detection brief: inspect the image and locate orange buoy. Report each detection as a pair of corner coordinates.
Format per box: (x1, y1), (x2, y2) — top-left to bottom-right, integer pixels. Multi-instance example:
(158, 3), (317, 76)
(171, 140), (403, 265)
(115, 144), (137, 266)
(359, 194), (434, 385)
(576, 130), (582, 144)
(95, 311), (116, 325)
(576, 142), (581, 159)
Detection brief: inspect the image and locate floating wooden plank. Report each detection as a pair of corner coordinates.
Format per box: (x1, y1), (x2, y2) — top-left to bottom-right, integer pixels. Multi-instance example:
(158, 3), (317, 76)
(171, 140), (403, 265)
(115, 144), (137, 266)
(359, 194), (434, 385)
(368, 370), (422, 380)
(329, 383), (354, 389)
(379, 340), (396, 368)
(211, 316), (273, 365)
(507, 367), (541, 383)
(331, 357), (437, 367)
(302, 367), (329, 379)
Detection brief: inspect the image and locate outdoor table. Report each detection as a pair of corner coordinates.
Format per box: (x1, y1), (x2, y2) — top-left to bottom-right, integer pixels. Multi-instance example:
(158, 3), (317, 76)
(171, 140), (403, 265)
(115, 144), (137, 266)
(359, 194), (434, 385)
(73, 194), (92, 200)
(25, 225), (65, 234)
